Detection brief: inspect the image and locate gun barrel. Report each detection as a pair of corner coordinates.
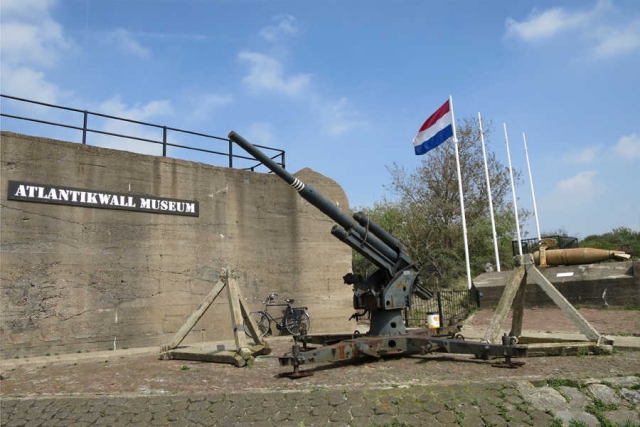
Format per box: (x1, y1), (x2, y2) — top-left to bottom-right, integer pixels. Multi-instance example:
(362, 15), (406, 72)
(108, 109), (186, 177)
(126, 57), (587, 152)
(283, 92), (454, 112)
(353, 211), (405, 254)
(228, 131), (401, 266)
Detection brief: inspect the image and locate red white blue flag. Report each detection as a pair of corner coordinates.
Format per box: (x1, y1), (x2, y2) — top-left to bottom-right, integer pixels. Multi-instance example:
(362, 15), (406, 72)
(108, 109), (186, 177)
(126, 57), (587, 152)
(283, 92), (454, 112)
(412, 99), (453, 155)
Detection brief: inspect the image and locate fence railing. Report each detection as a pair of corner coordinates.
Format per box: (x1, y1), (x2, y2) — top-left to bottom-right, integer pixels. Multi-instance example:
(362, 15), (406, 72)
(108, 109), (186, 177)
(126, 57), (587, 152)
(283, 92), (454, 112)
(0, 94), (285, 172)
(511, 235), (579, 257)
(406, 288), (480, 328)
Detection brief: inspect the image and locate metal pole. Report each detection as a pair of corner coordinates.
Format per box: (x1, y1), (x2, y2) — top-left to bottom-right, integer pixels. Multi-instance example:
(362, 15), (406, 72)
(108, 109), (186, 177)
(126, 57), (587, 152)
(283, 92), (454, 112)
(523, 133), (541, 242)
(162, 126), (167, 157)
(82, 111), (88, 144)
(449, 96), (472, 289)
(437, 292), (444, 328)
(504, 123), (523, 256)
(479, 112), (501, 272)
(228, 140), (233, 168)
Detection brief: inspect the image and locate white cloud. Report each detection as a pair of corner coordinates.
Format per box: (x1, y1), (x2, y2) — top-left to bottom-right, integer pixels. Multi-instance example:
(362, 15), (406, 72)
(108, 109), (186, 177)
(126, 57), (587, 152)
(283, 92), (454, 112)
(314, 96), (368, 137)
(0, 65), (61, 103)
(591, 20), (640, 58)
(563, 145), (601, 164)
(238, 51), (311, 96)
(554, 170), (602, 207)
(245, 122), (274, 146)
(106, 28), (151, 59)
(97, 96), (173, 121)
(0, 0), (72, 104)
(504, 0), (639, 59)
(613, 133), (640, 159)
(260, 15), (299, 42)
(90, 96), (174, 155)
(1, 20), (71, 67)
(237, 16), (367, 137)
(0, 0), (55, 20)
(505, 7), (589, 41)
(544, 170), (603, 213)
(188, 93), (233, 123)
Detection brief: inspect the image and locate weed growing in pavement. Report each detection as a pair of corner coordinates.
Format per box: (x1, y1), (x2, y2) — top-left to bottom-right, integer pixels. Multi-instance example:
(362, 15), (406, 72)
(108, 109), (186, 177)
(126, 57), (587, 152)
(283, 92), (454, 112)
(550, 418), (563, 427)
(444, 402), (465, 425)
(491, 402), (511, 422)
(568, 420), (589, 427)
(367, 418), (412, 427)
(180, 365), (190, 371)
(547, 378), (582, 389)
(586, 398), (619, 427)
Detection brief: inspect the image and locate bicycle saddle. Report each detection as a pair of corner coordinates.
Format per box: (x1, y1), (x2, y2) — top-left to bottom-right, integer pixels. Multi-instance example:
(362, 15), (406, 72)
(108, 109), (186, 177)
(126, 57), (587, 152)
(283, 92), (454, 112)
(286, 298), (294, 304)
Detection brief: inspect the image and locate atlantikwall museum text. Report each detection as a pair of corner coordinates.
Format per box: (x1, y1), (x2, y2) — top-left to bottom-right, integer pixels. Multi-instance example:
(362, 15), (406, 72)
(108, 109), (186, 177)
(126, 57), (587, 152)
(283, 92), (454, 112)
(0, 132), (353, 358)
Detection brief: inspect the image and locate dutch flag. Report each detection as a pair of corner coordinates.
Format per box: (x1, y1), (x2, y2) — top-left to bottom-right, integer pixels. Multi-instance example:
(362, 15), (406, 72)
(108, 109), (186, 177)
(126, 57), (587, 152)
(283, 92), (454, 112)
(412, 99), (454, 155)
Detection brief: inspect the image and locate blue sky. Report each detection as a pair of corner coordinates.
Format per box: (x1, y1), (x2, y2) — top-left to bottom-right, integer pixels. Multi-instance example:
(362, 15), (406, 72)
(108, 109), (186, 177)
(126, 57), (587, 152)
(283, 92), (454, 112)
(2, 0), (639, 239)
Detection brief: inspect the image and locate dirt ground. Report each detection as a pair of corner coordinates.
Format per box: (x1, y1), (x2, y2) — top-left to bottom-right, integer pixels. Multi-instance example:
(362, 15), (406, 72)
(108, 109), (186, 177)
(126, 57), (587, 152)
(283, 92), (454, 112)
(1, 308), (639, 398)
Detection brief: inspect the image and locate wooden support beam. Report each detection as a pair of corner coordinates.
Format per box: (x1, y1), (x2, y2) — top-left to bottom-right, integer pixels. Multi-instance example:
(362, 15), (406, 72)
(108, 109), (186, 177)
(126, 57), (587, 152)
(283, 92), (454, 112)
(509, 258), (531, 338)
(226, 275), (252, 360)
(240, 297), (265, 346)
(484, 263), (526, 343)
(525, 263), (614, 345)
(160, 276), (226, 352)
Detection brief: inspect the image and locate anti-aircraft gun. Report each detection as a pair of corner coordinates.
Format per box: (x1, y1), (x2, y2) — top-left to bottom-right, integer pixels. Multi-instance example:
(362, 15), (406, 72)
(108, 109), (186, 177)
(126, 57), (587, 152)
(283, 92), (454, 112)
(229, 131), (526, 377)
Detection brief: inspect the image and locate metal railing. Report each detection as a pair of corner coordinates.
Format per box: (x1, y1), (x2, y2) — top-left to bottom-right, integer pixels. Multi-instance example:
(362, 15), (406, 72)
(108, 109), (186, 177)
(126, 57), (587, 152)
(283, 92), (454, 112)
(0, 94), (285, 172)
(406, 288), (480, 328)
(512, 235), (579, 257)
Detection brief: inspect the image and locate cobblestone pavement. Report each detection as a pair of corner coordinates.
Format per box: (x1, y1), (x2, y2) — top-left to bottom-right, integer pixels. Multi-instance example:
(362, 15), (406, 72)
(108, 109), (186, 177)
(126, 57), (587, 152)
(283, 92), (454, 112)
(2, 376), (639, 426)
(2, 308), (639, 426)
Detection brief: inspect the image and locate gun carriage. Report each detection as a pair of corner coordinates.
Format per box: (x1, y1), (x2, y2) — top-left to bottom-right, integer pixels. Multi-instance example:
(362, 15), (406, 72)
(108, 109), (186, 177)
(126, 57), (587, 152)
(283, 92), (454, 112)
(229, 131), (526, 378)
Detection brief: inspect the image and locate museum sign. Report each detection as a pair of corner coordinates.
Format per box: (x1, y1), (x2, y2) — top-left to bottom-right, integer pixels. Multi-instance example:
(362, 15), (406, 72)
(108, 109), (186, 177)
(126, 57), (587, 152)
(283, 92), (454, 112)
(7, 181), (199, 217)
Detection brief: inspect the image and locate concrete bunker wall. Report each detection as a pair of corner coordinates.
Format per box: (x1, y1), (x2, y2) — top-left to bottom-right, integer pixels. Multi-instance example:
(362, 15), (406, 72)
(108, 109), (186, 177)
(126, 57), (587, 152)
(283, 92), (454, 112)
(474, 260), (639, 309)
(0, 132), (354, 358)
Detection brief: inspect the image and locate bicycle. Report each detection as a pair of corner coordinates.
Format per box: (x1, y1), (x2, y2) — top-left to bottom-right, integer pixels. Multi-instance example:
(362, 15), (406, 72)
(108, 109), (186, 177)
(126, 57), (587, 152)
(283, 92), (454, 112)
(244, 292), (311, 337)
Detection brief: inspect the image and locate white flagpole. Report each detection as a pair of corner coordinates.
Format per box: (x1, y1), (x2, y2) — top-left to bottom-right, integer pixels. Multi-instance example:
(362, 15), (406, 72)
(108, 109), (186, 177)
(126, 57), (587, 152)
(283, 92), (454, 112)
(523, 132), (541, 242)
(479, 112), (501, 272)
(450, 96), (472, 289)
(504, 123), (523, 256)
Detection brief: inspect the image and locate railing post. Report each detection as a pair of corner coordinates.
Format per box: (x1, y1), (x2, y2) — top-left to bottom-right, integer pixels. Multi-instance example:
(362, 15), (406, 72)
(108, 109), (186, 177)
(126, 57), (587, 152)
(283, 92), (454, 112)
(281, 151), (286, 169)
(82, 111), (88, 144)
(162, 126), (167, 157)
(228, 140), (233, 168)
(437, 292), (444, 328)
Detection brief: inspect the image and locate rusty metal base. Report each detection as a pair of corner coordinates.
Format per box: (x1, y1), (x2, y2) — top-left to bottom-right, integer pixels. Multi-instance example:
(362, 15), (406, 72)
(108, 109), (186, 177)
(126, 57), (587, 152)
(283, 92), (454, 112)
(278, 329), (527, 378)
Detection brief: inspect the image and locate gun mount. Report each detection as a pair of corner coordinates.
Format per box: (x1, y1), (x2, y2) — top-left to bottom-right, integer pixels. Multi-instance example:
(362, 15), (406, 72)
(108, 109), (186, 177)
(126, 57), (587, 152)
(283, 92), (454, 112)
(229, 131), (430, 336)
(229, 131), (526, 377)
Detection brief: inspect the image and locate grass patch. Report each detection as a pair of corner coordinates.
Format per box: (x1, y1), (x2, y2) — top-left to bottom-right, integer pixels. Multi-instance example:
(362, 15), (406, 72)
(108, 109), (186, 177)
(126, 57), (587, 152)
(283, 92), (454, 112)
(585, 398), (619, 427)
(547, 378), (582, 389)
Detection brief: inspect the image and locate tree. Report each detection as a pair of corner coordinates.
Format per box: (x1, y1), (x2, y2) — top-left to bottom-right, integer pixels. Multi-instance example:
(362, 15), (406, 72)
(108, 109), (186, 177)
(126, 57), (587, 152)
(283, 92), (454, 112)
(580, 227), (640, 256)
(353, 117), (528, 289)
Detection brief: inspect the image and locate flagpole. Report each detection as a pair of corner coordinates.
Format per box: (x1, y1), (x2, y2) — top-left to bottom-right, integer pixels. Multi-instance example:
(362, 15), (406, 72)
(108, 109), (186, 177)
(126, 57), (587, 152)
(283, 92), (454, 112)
(523, 132), (541, 242)
(479, 112), (501, 272)
(450, 96), (472, 289)
(504, 123), (523, 256)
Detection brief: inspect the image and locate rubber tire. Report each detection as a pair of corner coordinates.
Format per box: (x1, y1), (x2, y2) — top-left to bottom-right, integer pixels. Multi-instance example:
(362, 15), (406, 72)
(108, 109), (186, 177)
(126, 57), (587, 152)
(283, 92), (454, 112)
(244, 313), (270, 338)
(285, 312), (311, 336)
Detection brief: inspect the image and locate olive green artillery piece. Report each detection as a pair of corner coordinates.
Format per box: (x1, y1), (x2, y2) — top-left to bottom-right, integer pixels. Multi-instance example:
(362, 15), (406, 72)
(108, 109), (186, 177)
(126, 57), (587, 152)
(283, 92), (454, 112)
(229, 131), (526, 377)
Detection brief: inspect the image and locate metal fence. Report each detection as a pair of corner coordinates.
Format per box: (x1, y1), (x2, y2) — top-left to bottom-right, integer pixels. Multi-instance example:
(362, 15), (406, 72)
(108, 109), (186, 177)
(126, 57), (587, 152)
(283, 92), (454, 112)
(511, 235), (579, 257)
(0, 94), (285, 172)
(406, 288), (480, 328)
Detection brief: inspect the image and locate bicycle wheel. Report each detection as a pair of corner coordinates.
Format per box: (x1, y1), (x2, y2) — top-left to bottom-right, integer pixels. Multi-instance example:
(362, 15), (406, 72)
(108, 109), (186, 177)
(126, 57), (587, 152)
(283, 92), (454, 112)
(285, 311), (311, 336)
(244, 313), (270, 338)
